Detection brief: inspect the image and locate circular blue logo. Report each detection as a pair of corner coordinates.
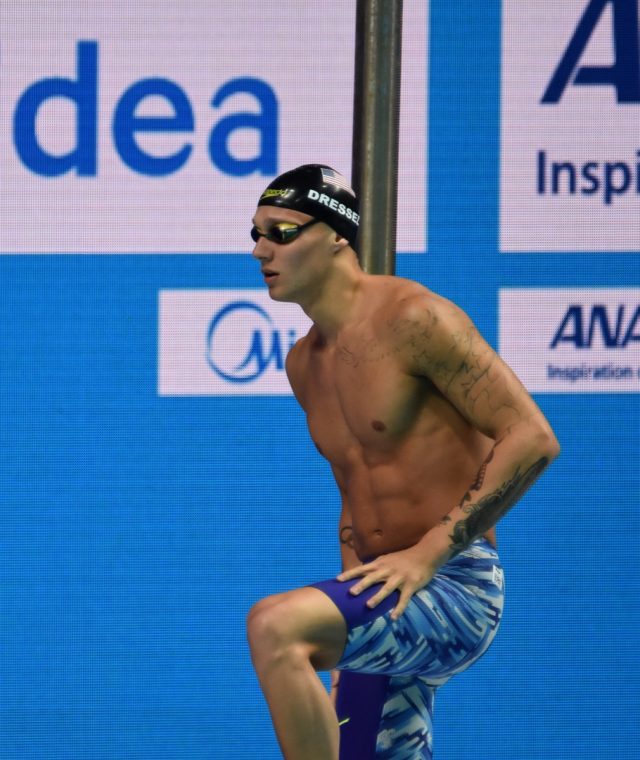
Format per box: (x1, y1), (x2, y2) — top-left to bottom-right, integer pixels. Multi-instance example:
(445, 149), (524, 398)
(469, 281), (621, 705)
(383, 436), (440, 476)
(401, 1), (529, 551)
(206, 300), (291, 384)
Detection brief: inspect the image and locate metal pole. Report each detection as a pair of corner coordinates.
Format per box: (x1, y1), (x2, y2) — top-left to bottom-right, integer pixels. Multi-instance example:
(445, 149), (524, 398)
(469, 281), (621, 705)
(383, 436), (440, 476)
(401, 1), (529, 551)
(351, 0), (403, 275)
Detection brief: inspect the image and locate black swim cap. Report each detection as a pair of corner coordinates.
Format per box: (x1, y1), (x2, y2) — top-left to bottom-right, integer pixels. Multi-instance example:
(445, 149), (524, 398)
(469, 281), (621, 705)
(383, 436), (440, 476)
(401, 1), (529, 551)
(257, 164), (359, 249)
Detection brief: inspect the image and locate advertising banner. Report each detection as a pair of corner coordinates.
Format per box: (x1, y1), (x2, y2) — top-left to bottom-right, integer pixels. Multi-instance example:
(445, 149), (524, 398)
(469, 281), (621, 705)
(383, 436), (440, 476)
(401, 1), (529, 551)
(1, 0), (427, 254)
(500, 0), (640, 252)
(500, 288), (640, 392)
(158, 289), (311, 395)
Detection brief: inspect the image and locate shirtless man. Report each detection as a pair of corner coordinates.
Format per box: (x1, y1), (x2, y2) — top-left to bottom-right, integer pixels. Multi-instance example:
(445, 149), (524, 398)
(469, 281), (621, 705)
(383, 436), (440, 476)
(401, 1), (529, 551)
(246, 165), (560, 760)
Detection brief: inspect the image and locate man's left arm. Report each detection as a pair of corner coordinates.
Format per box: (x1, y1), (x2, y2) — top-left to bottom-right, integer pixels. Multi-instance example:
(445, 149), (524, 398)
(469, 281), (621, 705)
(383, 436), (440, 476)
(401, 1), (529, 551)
(338, 296), (560, 617)
(406, 297), (560, 569)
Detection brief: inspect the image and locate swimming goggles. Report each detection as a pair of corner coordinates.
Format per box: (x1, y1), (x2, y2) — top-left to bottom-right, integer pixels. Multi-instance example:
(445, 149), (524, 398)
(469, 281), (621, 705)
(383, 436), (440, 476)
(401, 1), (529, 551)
(250, 218), (320, 245)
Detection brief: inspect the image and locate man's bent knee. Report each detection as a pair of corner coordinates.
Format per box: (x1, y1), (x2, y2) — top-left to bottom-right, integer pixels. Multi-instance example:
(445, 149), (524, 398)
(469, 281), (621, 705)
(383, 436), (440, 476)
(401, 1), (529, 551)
(246, 594), (296, 662)
(246, 588), (347, 673)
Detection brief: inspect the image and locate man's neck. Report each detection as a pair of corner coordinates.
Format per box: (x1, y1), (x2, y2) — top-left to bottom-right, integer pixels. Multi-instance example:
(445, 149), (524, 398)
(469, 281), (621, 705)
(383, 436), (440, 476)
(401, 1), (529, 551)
(300, 261), (365, 339)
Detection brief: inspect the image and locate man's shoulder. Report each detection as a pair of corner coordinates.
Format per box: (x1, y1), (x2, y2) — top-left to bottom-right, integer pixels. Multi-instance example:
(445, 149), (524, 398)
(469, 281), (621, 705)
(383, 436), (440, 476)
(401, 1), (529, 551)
(285, 326), (318, 383)
(285, 331), (314, 407)
(369, 276), (467, 331)
(286, 327), (313, 366)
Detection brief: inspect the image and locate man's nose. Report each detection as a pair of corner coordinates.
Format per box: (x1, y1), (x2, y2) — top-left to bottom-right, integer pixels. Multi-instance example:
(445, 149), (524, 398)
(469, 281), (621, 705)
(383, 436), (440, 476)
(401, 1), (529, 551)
(251, 236), (272, 260)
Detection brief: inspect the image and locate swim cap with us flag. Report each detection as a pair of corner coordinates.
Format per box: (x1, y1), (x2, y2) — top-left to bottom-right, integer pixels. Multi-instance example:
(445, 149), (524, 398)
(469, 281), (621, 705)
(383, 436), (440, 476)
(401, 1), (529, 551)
(257, 164), (360, 249)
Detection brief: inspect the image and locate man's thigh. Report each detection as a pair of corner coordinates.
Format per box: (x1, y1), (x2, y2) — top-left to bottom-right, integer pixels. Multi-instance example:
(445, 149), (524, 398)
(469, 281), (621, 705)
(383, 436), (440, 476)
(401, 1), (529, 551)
(311, 539), (504, 683)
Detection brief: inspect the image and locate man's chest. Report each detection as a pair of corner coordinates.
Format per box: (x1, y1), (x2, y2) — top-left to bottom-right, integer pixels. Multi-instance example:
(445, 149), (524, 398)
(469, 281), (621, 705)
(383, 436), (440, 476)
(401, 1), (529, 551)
(302, 340), (432, 459)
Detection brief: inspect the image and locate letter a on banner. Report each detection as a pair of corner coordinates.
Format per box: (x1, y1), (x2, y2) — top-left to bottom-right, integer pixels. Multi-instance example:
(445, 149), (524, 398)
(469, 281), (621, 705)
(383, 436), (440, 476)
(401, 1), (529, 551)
(541, 0), (640, 103)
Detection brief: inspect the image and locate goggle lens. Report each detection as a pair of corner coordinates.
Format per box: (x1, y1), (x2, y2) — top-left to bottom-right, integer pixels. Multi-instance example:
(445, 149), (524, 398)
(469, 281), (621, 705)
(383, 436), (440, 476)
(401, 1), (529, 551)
(250, 219), (319, 245)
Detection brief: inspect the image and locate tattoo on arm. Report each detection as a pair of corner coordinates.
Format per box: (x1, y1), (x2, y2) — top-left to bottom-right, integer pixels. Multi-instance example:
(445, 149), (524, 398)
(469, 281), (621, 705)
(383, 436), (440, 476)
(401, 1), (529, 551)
(437, 441), (501, 527)
(459, 440), (501, 507)
(448, 456), (550, 554)
(340, 525), (355, 550)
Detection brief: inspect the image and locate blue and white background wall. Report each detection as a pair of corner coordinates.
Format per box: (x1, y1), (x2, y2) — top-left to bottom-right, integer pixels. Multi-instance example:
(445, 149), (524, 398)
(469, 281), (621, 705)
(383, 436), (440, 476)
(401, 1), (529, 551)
(1, 1), (638, 758)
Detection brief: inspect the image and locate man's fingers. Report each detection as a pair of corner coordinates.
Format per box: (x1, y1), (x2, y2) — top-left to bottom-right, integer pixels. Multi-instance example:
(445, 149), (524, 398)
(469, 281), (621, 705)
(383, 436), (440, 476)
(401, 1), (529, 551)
(349, 569), (388, 595)
(337, 561), (378, 582)
(390, 587), (414, 620)
(365, 578), (400, 608)
(336, 566), (364, 582)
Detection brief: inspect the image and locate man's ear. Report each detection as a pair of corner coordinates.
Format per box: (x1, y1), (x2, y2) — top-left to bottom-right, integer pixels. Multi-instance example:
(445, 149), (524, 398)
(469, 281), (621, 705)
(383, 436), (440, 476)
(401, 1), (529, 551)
(333, 235), (349, 253)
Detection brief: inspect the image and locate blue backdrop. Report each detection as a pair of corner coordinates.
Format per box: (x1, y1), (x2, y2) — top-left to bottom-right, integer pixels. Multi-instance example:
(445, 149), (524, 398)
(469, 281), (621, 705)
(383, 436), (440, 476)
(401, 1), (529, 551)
(1, 2), (639, 759)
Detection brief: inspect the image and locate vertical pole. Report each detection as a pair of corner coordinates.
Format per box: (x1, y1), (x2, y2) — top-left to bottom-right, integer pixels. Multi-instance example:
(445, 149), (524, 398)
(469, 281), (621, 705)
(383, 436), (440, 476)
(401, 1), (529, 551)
(351, 0), (403, 275)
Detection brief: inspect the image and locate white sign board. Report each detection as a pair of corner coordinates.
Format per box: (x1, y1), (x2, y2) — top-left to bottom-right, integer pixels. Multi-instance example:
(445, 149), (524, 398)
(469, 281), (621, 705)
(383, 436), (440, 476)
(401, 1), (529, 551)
(500, 288), (640, 392)
(1, 1), (427, 254)
(500, 0), (640, 252)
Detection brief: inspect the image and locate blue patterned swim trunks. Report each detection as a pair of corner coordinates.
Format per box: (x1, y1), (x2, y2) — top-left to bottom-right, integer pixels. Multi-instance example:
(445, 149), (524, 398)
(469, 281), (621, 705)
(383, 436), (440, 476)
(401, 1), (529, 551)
(310, 537), (504, 759)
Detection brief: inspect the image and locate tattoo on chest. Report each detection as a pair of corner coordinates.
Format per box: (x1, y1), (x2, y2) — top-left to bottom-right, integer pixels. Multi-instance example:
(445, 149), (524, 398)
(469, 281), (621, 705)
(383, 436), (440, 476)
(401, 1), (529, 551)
(335, 336), (400, 370)
(340, 525), (355, 549)
(338, 345), (359, 367)
(448, 456), (550, 554)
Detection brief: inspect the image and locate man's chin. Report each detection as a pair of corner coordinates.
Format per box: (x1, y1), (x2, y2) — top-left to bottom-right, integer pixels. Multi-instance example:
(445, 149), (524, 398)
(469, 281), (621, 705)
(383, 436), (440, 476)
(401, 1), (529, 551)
(267, 288), (294, 304)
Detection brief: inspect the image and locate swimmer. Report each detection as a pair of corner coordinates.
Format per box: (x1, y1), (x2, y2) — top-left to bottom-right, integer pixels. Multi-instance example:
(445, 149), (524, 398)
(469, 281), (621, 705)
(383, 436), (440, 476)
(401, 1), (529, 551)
(246, 164), (560, 759)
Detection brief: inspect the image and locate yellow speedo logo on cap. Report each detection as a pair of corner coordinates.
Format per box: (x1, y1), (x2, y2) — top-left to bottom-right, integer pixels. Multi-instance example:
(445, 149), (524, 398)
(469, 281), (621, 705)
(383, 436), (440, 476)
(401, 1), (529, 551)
(260, 188), (291, 200)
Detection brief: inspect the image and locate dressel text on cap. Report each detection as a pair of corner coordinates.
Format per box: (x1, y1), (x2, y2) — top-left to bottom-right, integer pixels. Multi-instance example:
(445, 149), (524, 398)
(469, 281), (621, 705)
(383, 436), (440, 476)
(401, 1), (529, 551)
(306, 189), (359, 225)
